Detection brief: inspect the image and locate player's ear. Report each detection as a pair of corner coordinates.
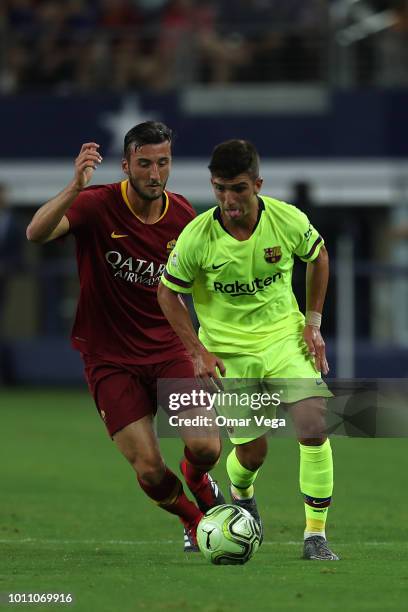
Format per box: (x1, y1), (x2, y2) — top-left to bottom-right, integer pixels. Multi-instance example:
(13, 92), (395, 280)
(122, 157), (129, 176)
(254, 177), (263, 193)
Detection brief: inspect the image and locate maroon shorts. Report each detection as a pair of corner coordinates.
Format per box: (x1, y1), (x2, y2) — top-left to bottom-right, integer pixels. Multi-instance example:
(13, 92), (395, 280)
(83, 354), (195, 437)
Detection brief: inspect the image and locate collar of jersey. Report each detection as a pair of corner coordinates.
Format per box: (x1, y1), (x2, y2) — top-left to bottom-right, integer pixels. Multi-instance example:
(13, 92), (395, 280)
(120, 180), (169, 224)
(213, 196), (265, 237)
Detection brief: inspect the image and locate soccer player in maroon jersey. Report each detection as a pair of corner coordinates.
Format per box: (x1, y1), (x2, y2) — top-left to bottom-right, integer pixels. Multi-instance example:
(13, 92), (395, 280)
(26, 121), (224, 551)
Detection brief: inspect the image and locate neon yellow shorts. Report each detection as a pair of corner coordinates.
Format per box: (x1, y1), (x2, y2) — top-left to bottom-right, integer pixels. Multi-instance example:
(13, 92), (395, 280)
(215, 329), (332, 444)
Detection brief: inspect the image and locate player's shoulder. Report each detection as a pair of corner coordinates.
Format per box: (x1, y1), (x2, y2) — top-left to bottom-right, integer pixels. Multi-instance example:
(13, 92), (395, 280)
(261, 195), (300, 214)
(166, 191), (196, 220)
(78, 182), (121, 202)
(261, 195), (308, 223)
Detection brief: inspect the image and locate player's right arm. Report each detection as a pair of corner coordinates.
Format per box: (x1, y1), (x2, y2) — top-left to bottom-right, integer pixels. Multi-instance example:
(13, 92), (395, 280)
(157, 283), (225, 383)
(26, 143), (102, 243)
(158, 221), (226, 383)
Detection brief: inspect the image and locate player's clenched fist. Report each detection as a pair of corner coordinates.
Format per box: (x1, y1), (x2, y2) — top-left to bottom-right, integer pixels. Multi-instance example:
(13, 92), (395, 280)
(74, 142), (103, 190)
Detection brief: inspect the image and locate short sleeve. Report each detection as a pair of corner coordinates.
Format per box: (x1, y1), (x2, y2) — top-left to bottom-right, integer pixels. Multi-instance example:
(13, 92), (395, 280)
(161, 225), (200, 294)
(65, 189), (97, 234)
(292, 208), (324, 262)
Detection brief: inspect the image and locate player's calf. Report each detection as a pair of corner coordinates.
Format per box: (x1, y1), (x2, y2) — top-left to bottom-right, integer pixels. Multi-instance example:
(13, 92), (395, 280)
(180, 447), (225, 552)
(180, 457), (225, 514)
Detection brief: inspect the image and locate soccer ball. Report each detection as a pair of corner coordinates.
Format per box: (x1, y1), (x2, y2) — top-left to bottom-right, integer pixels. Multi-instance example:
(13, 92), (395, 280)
(196, 504), (261, 565)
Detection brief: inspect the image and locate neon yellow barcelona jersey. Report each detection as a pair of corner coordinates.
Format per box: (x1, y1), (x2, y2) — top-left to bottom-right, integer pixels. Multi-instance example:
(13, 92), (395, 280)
(161, 196), (324, 353)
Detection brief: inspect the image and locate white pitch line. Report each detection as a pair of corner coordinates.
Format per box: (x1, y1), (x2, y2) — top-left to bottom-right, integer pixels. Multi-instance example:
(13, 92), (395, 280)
(0, 538), (177, 546)
(0, 538), (404, 547)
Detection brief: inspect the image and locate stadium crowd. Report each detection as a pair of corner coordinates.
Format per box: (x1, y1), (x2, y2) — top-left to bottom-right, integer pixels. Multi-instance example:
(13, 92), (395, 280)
(0, 0), (328, 92)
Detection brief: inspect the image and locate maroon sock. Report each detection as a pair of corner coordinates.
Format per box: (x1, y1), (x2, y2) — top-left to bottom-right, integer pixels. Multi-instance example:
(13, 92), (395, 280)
(137, 467), (202, 529)
(183, 446), (218, 492)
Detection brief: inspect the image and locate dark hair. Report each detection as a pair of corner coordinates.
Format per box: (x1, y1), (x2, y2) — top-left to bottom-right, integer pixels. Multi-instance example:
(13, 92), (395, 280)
(208, 140), (260, 180)
(123, 121), (172, 159)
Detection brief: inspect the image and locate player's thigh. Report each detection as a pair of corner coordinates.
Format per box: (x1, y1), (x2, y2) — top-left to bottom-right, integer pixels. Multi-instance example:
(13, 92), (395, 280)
(84, 361), (156, 438)
(156, 355), (222, 458)
(180, 407), (222, 461)
(215, 353), (272, 445)
(287, 396), (328, 440)
(113, 414), (164, 471)
(263, 331), (332, 404)
(153, 353), (196, 409)
(218, 352), (265, 379)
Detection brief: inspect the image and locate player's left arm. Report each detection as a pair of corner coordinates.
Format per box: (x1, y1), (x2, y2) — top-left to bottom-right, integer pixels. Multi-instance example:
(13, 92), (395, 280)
(304, 245), (329, 375)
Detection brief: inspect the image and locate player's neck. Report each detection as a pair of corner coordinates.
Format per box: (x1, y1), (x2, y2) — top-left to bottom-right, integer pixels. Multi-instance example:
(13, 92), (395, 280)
(221, 200), (259, 241)
(127, 193), (165, 224)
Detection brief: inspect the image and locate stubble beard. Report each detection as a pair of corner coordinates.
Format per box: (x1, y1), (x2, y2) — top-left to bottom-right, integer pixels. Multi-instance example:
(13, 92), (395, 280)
(128, 173), (167, 202)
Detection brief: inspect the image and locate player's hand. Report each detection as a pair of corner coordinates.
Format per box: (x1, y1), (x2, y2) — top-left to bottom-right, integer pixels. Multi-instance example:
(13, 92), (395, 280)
(303, 325), (329, 376)
(73, 143), (103, 190)
(192, 348), (226, 391)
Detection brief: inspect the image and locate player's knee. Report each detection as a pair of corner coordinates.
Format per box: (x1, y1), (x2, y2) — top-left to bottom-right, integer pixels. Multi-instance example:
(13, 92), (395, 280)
(187, 438), (222, 465)
(237, 438), (267, 471)
(241, 452), (266, 471)
(136, 460), (166, 486)
(296, 417), (326, 441)
(298, 435), (327, 446)
(127, 451), (165, 485)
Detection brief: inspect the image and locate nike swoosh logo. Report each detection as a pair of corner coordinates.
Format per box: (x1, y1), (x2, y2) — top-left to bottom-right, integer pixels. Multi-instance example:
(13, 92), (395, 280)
(212, 261), (229, 270)
(316, 379), (324, 385)
(111, 232), (128, 239)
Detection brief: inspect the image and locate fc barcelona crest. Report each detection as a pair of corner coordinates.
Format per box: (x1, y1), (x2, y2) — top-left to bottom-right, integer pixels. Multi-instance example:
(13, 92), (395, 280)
(166, 239), (177, 254)
(264, 246), (282, 264)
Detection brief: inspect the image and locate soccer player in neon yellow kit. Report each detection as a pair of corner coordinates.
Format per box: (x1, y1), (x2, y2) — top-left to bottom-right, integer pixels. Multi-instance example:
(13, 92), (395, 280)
(158, 140), (339, 560)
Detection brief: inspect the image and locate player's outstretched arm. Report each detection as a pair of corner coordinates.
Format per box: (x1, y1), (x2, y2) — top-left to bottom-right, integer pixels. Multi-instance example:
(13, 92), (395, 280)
(304, 245), (329, 375)
(157, 282), (226, 383)
(26, 143), (102, 244)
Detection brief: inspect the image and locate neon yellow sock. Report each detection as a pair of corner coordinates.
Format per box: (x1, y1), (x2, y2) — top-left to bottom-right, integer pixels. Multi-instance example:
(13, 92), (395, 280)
(299, 439), (333, 537)
(226, 448), (259, 499)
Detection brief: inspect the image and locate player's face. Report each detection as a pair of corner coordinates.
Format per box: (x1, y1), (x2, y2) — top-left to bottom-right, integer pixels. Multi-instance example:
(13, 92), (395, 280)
(211, 173), (263, 223)
(122, 141), (172, 201)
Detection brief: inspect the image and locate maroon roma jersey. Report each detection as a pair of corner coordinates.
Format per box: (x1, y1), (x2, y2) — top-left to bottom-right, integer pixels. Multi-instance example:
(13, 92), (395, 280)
(65, 180), (195, 364)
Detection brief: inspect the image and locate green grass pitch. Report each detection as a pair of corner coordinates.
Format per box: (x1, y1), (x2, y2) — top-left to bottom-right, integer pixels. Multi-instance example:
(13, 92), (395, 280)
(1, 388), (407, 611)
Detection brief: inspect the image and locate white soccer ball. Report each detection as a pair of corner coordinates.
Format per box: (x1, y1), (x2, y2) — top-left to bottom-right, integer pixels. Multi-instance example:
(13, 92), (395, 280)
(196, 504), (261, 565)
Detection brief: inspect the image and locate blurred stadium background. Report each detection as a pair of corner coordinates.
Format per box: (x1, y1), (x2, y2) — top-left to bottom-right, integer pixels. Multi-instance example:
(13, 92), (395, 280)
(1, 0), (408, 386)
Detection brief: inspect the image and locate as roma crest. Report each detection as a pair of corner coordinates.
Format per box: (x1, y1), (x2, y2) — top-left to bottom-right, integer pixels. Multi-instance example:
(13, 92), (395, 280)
(166, 239), (177, 254)
(264, 246), (282, 264)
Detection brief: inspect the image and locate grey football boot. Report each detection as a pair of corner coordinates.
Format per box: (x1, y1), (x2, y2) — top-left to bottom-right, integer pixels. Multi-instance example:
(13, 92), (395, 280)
(230, 487), (264, 544)
(303, 536), (340, 560)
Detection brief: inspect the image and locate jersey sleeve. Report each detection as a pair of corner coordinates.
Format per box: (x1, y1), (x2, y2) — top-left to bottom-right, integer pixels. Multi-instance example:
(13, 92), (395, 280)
(65, 188), (99, 234)
(161, 225), (200, 294)
(291, 207), (324, 262)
